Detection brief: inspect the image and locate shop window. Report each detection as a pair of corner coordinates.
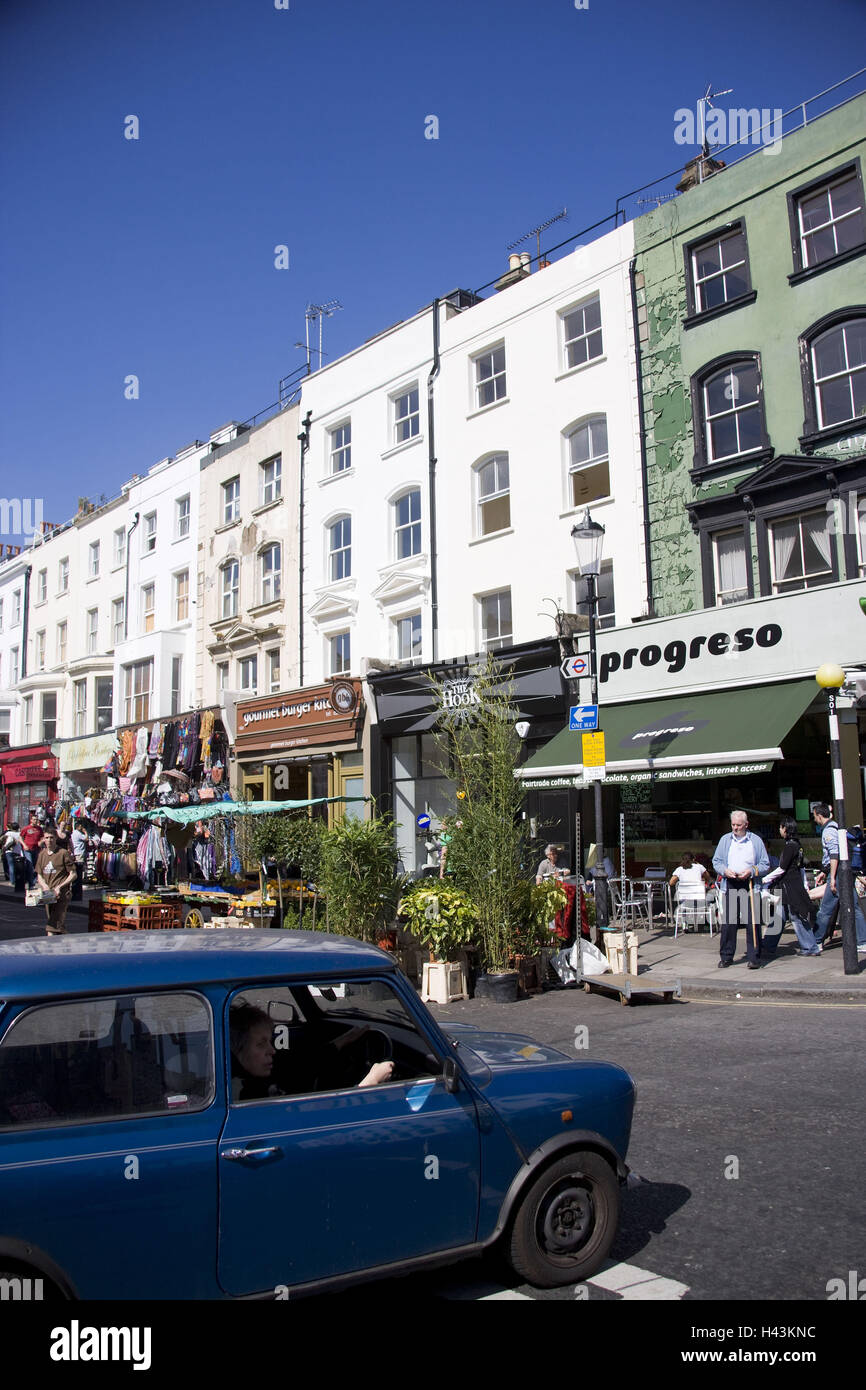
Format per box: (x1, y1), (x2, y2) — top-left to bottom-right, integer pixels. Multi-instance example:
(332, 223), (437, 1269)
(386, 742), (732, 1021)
(478, 589), (512, 652)
(73, 680), (87, 737)
(41, 692), (57, 742)
(712, 530), (750, 605)
(475, 455), (510, 536)
(566, 418), (609, 508)
(560, 295), (603, 371)
(394, 489), (421, 558)
(96, 677), (113, 733)
(572, 560), (615, 630)
(768, 510), (835, 593)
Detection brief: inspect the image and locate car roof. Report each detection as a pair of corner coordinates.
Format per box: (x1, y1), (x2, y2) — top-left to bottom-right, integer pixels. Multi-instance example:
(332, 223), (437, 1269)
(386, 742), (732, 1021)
(0, 930), (396, 1003)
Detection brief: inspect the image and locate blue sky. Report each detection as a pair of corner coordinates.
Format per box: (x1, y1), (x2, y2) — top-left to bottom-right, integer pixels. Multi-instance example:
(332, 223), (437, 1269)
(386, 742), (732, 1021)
(1, 0), (864, 537)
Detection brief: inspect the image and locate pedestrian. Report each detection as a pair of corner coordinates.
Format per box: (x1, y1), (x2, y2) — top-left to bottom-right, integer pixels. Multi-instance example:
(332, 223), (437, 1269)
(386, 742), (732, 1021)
(811, 802), (866, 954)
(34, 828), (77, 936)
(762, 818), (821, 956)
(712, 810), (769, 968)
(2, 822), (30, 891)
(70, 823), (88, 902)
(19, 811), (44, 881)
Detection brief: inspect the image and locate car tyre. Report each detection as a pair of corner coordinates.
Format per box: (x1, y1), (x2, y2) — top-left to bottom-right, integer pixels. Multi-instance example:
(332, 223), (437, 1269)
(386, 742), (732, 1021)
(507, 1150), (620, 1288)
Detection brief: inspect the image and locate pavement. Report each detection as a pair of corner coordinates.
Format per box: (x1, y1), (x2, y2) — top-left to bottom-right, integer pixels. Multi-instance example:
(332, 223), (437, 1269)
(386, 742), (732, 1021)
(1, 880), (864, 1002)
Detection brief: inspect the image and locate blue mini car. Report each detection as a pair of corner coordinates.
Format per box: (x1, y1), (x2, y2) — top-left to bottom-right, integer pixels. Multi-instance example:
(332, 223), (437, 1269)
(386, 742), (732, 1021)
(0, 931), (635, 1298)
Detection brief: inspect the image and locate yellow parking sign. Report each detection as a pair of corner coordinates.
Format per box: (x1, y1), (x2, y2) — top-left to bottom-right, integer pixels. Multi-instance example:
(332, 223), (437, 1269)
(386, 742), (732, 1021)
(582, 731), (606, 766)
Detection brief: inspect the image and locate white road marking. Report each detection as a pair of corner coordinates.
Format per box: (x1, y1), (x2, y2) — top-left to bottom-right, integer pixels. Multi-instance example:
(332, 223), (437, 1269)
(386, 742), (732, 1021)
(589, 1259), (689, 1300)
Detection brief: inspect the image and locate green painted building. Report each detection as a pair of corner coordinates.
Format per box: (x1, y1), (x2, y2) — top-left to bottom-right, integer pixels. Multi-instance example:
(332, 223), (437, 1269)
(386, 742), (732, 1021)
(633, 92), (866, 617)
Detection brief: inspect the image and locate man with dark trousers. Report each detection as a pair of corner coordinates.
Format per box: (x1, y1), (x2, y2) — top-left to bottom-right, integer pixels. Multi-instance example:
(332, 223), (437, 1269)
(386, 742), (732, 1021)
(712, 810), (769, 969)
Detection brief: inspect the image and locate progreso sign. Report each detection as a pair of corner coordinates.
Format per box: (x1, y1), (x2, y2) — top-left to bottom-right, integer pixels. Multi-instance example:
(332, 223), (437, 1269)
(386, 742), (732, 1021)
(599, 623), (781, 685)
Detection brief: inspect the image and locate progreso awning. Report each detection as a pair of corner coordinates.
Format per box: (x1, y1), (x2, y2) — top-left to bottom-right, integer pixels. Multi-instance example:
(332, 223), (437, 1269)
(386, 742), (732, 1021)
(517, 679), (818, 789)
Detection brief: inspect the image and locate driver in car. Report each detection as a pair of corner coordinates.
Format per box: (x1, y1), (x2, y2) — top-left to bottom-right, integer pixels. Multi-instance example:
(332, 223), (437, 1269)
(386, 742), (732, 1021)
(229, 1004), (393, 1101)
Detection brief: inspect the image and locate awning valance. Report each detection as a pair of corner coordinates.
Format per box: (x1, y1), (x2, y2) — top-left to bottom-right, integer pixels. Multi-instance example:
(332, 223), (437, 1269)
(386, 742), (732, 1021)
(517, 679), (818, 789)
(125, 796), (368, 824)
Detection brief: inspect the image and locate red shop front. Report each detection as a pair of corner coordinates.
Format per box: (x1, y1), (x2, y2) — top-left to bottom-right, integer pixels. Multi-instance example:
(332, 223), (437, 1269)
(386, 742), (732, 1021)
(0, 746), (59, 829)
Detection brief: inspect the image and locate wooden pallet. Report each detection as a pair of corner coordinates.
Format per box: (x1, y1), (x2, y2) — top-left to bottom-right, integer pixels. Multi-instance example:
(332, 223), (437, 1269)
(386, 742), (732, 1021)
(582, 972), (681, 1006)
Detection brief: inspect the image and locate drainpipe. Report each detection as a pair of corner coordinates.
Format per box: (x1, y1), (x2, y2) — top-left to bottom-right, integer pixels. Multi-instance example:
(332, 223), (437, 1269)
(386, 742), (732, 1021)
(427, 300), (441, 662)
(124, 512), (140, 639)
(629, 258), (654, 619)
(20, 565), (32, 678)
(297, 410), (312, 687)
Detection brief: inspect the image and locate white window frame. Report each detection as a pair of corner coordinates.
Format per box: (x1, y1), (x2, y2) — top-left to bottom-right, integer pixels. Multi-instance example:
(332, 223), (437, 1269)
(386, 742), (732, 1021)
(329, 630), (351, 675)
(856, 494), (866, 574)
(141, 585), (155, 635)
(124, 660), (153, 725)
(95, 676), (113, 733)
(36, 569), (47, 604)
(560, 295), (603, 371)
(328, 517), (351, 582)
(797, 172), (866, 269)
(56, 621), (67, 666)
(73, 679), (87, 737)
(768, 510), (835, 594)
(112, 597), (125, 646)
(238, 655), (258, 696)
(267, 648), (281, 694)
(712, 530), (750, 607)
(811, 320), (866, 430)
(35, 630), (46, 671)
(223, 477), (241, 525)
(12, 590), (21, 625)
(41, 691), (57, 741)
(175, 495), (191, 539)
(221, 560), (239, 618)
(703, 362), (762, 464)
(477, 589), (512, 652)
(88, 542), (100, 579)
(217, 662), (229, 693)
(394, 489), (422, 559)
(260, 545), (281, 604)
(472, 343), (507, 410)
(691, 228), (748, 313)
(392, 385), (420, 445)
(143, 512), (157, 554)
(10, 647), (20, 686)
(571, 561), (616, 631)
(22, 694), (33, 742)
(174, 570), (190, 622)
(0, 597), (3, 632)
(260, 456), (282, 506)
(171, 656), (183, 715)
(474, 455), (511, 537)
(87, 607), (99, 655)
(566, 417), (610, 509)
(394, 612), (422, 663)
(113, 528), (126, 569)
(58, 557), (69, 592)
(329, 421), (352, 474)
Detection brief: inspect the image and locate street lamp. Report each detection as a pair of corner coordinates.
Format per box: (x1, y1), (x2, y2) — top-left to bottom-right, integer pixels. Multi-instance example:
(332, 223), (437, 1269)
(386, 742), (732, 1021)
(571, 509), (609, 931)
(815, 663), (859, 975)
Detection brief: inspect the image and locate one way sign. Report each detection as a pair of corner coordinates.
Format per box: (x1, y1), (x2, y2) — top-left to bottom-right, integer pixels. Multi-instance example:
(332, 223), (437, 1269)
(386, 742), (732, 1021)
(560, 654), (590, 679)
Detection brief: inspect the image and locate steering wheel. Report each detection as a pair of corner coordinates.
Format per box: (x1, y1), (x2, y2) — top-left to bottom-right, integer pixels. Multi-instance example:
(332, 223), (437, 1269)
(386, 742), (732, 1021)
(360, 1028), (393, 1069)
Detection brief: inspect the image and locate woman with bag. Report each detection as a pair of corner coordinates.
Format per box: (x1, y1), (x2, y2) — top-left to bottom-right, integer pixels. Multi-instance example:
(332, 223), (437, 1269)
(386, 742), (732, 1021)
(762, 818), (820, 957)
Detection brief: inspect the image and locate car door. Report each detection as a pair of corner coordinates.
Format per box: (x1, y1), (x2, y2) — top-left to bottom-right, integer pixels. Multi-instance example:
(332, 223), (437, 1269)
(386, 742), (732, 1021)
(0, 990), (221, 1300)
(217, 975), (480, 1295)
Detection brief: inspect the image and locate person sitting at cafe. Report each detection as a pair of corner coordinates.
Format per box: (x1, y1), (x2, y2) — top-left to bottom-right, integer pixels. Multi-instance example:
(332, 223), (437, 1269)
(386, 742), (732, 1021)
(536, 845), (569, 885)
(669, 852), (710, 896)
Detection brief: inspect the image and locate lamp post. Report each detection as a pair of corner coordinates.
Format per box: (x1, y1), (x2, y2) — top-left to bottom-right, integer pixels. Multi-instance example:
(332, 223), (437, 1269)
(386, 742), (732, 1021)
(815, 662), (858, 976)
(571, 509), (609, 931)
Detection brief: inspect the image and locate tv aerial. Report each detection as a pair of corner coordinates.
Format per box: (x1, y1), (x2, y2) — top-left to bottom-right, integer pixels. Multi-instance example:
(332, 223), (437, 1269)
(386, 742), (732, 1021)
(507, 208), (567, 266)
(698, 83), (733, 154)
(299, 299), (343, 372)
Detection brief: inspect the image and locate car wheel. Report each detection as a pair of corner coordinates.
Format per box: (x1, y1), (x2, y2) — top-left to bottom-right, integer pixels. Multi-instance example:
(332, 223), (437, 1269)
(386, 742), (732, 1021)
(507, 1150), (620, 1288)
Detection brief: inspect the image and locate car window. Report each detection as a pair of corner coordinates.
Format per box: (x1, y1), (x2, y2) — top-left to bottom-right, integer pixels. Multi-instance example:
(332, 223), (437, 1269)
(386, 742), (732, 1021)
(0, 992), (215, 1128)
(229, 979), (443, 1103)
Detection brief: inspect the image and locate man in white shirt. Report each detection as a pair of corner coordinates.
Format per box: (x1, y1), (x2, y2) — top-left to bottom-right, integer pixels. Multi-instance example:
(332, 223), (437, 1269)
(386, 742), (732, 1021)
(712, 811), (769, 969)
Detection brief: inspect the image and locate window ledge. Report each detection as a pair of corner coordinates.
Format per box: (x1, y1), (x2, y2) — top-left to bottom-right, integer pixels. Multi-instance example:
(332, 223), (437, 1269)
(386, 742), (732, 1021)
(469, 528), (514, 547)
(172, 532), (191, 545)
(86, 574), (100, 584)
(215, 518), (241, 534)
(54, 591), (70, 601)
(248, 600), (284, 619)
(252, 498), (283, 517)
(683, 291), (757, 330)
(467, 396), (510, 421)
(319, 467), (355, 487)
(689, 446), (773, 482)
(555, 354), (606, 384)
(558, 497), (614, 521)
(381, 435), (424, 462)
(110, 562), (124, 573)
(788, 242), (866, 286)
(799, 422), (866, 453)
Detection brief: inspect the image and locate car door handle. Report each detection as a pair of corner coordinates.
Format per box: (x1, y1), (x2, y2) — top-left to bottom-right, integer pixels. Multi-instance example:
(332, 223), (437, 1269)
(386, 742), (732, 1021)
(220, 1145), (283, 1164)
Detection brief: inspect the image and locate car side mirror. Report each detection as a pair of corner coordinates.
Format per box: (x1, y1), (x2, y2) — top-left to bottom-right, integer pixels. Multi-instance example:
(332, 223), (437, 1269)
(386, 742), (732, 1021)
(443, 1057), (459, 1094)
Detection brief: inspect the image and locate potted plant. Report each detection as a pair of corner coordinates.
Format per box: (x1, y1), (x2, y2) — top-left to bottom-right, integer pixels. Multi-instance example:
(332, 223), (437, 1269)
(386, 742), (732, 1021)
(509, 878), (569, 992)
(397, 881), (478, 1002)
(319, 813), (407, 942)
(432, 657), (531, 1002)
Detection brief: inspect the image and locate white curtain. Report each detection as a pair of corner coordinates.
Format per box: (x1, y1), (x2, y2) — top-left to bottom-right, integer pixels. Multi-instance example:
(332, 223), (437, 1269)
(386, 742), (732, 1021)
(771, 520), (798, 583)
(716, 532), (748, 595)
(804, 512), (833, 569)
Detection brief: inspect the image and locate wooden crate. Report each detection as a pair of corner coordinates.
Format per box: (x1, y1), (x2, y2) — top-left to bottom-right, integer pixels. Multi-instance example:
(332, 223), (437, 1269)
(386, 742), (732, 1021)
(89, 900), (184, 932)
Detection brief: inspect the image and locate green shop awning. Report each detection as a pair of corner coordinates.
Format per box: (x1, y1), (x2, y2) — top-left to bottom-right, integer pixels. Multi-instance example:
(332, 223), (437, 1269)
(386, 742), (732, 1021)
(517, 680), (818, 789)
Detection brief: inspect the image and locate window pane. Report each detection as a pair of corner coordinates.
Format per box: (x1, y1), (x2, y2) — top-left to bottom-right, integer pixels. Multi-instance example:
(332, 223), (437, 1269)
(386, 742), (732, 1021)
(480, 494), (511, 534)
(818, 377), (853, 426)
(813, 329), (846, 380)
(695, 242), (721, 279)
(709, 415), (739, 460)
(803, 225), (836, 266)
(800, 189), (830, 233)
(735, 403), (762, 453)
(571, 459), (610, 507)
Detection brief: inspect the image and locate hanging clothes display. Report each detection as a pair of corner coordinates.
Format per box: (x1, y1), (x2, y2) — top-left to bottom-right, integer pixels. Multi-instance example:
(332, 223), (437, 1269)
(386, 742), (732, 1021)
(127, 726), (150, 780)
(117, 730), (136, 776)
(199, 710), (215, 773)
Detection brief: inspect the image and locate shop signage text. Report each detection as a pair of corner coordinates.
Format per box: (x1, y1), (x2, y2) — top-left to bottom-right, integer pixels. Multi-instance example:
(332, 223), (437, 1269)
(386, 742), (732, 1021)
(600, 624), (782, 684)
(523, 760), (773, 791)
(236, 681), (362, 753)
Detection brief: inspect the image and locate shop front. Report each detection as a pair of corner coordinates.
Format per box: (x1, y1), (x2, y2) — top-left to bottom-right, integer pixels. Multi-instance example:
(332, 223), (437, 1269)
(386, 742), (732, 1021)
(56, 732), (119, 803)
(0, 746), (59, 829)
(235, 680), (365, 821)
(366, 639), (566, 874)
(519, 583), (866, 875)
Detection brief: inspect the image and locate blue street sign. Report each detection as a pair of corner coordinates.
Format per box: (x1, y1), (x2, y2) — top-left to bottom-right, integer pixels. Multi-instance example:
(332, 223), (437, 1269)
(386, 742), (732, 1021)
(569, 704), (599, 731)
(416, 813), (431, 829)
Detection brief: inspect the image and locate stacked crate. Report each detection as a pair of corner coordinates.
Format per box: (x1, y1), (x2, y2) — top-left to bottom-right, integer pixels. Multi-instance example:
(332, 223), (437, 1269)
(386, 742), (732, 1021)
(88, 900), (184, 932)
